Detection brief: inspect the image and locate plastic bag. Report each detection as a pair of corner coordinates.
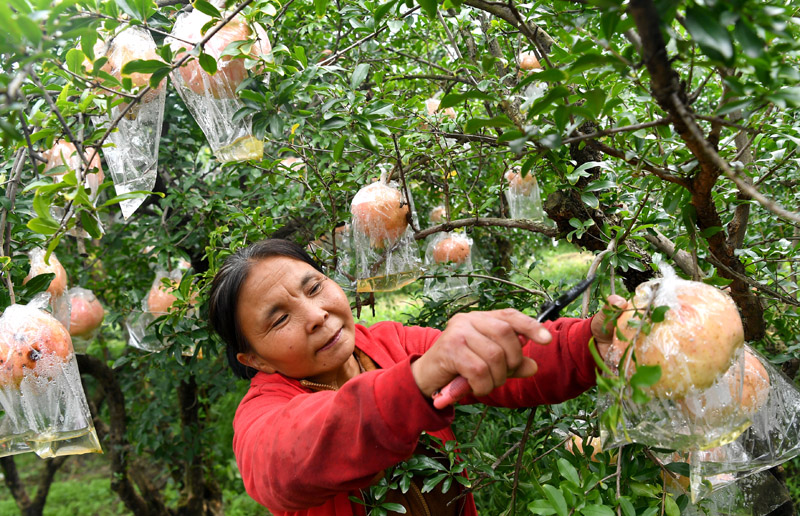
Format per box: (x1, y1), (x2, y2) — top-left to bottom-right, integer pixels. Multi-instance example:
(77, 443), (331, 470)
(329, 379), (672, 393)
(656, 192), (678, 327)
(425, 98), (456, 120)
(601, 264), (751, 451)
(127, 270), (197, 354)
(67, 287), (104, 352)
(168, 9), (271, 162)
(24, 249), (70, 329)
(423, 232), (475, 301)
(504, 167), (543, 221)
(429, 205), (445, 224)
(0, 302), (102, 458)
(94, 27), (166, 219)
(350, 179), (422, 292)
(656, 344), (800, 501)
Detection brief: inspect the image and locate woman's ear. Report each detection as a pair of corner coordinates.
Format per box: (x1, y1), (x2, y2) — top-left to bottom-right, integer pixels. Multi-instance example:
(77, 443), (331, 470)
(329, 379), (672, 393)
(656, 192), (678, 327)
(237, 352), (277, 374)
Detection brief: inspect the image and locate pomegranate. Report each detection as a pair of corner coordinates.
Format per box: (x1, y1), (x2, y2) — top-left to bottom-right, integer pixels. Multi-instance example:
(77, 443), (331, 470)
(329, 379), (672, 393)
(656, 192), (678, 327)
(68, 287), (105, 340)
(173, 15), (272, 99)
(147, 278), (179, 315)
(565, 434), (605, 462)
(431, 235), (471, 265)
(519, 51), (541, 71)
(429, 206), (445, 223)
(0, 304), (72, 387)
(425, 98), (457, 120)
(42, 140), (104, 196)
(608, 275), (745, 399)
(504, 168), (539, 196)
(24, 251), (68, 299)
(351, 182), (410, 248)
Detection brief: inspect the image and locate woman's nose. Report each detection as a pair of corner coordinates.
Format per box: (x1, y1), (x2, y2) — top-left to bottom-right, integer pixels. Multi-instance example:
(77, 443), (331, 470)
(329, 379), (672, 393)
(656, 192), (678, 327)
(306, 302), (329, 332)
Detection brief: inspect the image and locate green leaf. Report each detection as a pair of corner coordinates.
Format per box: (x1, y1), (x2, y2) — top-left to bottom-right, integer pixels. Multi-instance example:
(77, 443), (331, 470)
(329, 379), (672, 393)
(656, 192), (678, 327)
(380, 503), (406, 513)
(528, 499), (557, 515)
(333, 134), (346, 161)
(580, 192), (599, 209)
(581, 506), (616, 516)
(350, 63), (370, 89)
(294, 45), (307, 68)
(121, 59), (166, 75)
(417, 0), (437, 18)
(733, 19), (764, 59)
(114, 0), (155, 21)
(199, 53), (218, 75)
(374, 0), (398, 24)
(100, 190), (159, 208)
(80, 211), (102, 239)
(630, 365), (661, 389)
(321, 117), (348, 130)
(27, 217), (60, 235)
(464, 115), (514, 133)
(650, 305), (670, 323)
(314, 0), (329, 17)
(17, 13), (42, 45)
(440, 91), (496, 109)
(541, 484), (568, 516)
(66, 49), (86, 74)
(684, 5), (734, 63)
(193, 0), (221, 18)
(665, 461), (690, 478)
(618, 497), (635, 516)
(557, 458), (581, 487)
(664, 495), (680, 516)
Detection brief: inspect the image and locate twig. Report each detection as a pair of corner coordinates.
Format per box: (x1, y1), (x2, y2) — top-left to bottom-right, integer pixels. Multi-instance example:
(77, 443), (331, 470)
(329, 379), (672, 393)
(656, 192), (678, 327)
(0, 149), (25, 305)
(561, 118), (671, 145)
(581, 239), (616, 318)
(415, 217), (559, 240)
(510, 407), (537, 515)
(392, 134), (419, 233)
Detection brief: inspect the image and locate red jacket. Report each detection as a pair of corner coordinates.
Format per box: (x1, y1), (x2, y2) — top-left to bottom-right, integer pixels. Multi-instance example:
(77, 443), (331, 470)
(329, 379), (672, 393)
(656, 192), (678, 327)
(233, 317), (597, 515)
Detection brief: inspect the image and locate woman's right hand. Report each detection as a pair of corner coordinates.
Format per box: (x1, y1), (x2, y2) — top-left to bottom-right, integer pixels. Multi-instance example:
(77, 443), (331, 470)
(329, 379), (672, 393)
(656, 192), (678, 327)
(410, 308), (550, 399)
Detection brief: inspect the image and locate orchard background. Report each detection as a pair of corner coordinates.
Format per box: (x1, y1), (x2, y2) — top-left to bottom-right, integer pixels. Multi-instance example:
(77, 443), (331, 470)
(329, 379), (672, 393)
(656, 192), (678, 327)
(1, 0), (800, 513)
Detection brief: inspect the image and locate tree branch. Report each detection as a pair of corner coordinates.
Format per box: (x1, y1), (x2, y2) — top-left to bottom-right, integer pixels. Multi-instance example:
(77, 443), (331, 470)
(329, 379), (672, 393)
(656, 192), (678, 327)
(414, 217), (559, 240)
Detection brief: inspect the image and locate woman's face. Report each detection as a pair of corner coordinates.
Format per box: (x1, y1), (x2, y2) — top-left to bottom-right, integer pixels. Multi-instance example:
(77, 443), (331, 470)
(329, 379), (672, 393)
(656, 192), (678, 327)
(235, 256), (356, 385)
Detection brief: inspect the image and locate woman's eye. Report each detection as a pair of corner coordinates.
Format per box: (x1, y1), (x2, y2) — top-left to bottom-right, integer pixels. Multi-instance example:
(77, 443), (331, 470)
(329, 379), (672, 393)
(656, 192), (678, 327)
(310, 281), (323, 294)
(273, 314), (288, 328)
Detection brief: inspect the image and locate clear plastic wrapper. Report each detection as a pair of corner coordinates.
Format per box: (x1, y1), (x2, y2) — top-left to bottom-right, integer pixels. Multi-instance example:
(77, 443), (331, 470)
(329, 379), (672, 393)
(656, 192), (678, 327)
(664, 467), (792, 515)
(67, 287), (104, 352)
(94, 27), (166, 219)
(0, 302), (102, 458)
(350, 179), (422, 292)
(168, 9), (271, 162)
(42, 140), (105, 238)
(425, 98), (456, 120)
(654, 345), (800, 501)
(429, 205), (445, 224)
(601, 264), (751, 451)
(23, 249), (70, 328)
(504, 167), (543, 221)
(127, 270), (197, 354)
(423, 232), (475, 301)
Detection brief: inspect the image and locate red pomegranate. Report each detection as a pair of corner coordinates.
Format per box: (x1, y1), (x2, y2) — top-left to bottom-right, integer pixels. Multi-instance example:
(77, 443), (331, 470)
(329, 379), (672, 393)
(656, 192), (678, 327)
(425, 98), (456, 120)
(519, 51), (541, 71)
(42, 140), (104, 196)
(0, 304), (73, 387)
(147, 278), (179, 315)
(429, 206), (445, 223)
(24, 251), (68, 299)
(608, 277), (744, 399)
(432, 235), (471, 265)
(351, 182), (410, 249)
(68, 288), (105, 339)
(504, 169), (538, 196)
(174, 15), (272, 99)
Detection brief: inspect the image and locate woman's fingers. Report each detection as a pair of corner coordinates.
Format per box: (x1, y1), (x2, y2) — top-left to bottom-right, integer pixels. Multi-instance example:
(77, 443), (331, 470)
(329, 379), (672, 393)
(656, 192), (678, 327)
(490, 308), (552, 346)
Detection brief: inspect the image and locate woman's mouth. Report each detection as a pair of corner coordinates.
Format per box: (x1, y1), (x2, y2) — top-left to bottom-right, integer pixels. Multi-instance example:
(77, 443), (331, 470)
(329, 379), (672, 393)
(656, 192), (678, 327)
(317, 328), (342, 353)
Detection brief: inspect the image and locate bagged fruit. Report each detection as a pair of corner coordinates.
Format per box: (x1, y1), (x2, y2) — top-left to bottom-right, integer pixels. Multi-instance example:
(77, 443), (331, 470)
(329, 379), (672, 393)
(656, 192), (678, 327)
(423, 232), (475, 301)
(127, 270), (197, 354)
(600, 264), (751, 450)
(0, 302), (102, 458)
(350, 178), (422, 292)
(67, 287), (104, 351)
(93, 27), (166, 219)
(504, 167), (543, 221)
(23, 249), (70, 328)
(655, 345), (800, 502)
(168, 8), (271, 162)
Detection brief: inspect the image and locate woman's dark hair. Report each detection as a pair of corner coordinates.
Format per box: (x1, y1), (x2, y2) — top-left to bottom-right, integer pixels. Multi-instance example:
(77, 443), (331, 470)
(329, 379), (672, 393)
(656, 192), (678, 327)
(208, 239), (324, 379)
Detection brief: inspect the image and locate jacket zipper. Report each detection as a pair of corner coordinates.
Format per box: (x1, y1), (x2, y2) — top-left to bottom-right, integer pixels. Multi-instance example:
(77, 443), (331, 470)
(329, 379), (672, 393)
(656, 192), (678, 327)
(408, 481), (431, 516)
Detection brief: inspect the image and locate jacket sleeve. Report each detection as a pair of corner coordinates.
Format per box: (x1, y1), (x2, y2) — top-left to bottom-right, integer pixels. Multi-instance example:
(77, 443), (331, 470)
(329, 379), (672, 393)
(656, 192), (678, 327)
(233, 356), (454, 512)
(460, 316), (599, 408)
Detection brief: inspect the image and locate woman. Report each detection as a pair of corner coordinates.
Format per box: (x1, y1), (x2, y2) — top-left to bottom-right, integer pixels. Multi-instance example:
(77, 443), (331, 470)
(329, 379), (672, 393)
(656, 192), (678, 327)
(209, 239), (624, 516)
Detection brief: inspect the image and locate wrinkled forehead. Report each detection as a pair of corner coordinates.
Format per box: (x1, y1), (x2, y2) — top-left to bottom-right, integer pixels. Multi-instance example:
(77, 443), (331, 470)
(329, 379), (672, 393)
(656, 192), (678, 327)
(241, 256), (320, 300)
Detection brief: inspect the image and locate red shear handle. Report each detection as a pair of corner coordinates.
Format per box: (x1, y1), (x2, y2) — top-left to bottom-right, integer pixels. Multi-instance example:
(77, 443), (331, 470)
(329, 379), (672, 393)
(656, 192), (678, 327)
(431, 335), (528, 409)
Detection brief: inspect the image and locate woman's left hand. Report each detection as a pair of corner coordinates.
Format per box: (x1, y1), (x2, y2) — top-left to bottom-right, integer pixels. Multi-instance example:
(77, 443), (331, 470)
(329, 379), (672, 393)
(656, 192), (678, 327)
(590, 294), (627, 360)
